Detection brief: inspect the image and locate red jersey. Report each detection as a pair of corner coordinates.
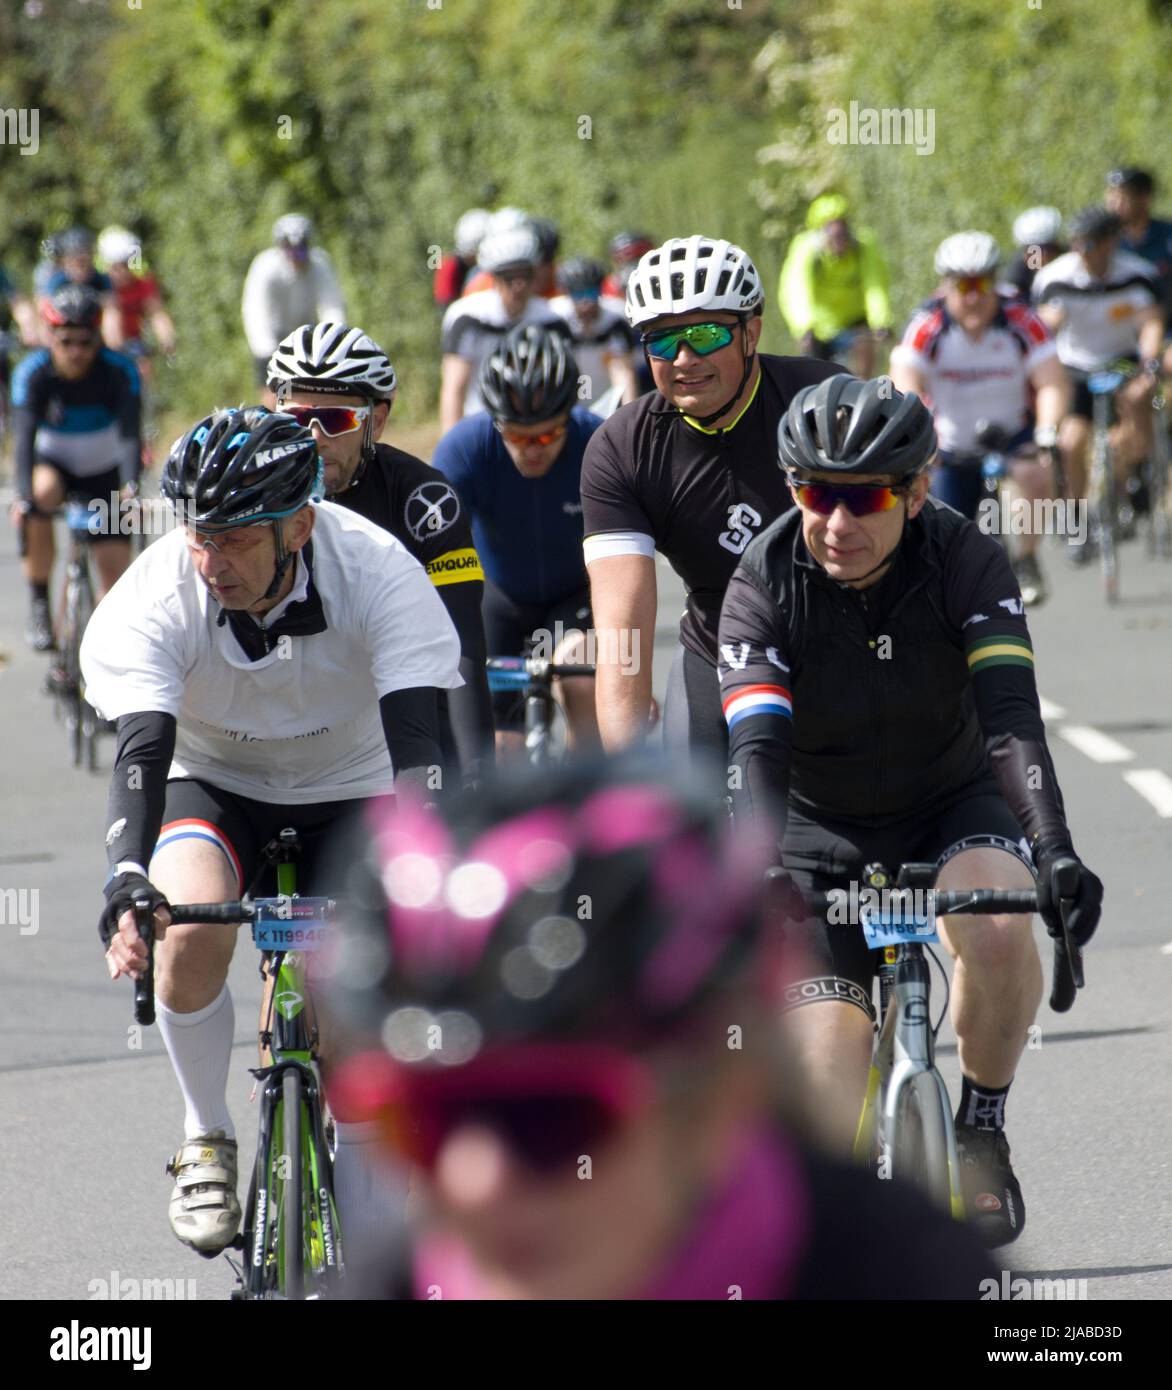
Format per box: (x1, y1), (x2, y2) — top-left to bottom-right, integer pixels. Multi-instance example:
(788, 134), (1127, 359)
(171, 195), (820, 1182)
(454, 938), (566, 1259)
(114, 273), (161, 341)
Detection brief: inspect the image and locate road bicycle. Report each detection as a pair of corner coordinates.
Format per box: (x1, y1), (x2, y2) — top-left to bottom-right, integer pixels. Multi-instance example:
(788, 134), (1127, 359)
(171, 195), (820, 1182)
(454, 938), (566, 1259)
(131, 829), (344, 1299)
(1143, 378), (1172, 561)
(486, 654), (595, 766)
(773, 859), (1083, 1218)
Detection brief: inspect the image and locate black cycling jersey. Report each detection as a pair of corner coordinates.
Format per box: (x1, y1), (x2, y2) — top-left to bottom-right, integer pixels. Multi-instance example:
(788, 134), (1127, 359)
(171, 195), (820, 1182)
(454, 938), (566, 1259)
(580, 353), (845, 663)
(718, 497), (1074, 851)
(330, 442), (494, 785)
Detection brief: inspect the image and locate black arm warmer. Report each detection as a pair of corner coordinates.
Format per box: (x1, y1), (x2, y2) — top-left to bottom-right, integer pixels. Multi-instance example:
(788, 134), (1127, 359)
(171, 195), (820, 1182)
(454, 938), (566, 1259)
(436, 580), (494, 783)
(14, 406), (36, 499)
(104, 711), (176, 872)
(379, 687), (444, 799)
(727, 714), (794, 862)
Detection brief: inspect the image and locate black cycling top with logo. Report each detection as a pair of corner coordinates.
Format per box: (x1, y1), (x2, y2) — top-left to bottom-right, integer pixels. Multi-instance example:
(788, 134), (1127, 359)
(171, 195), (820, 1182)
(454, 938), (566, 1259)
(718, 498), (1074, 847)
(580, 353), (845, 664)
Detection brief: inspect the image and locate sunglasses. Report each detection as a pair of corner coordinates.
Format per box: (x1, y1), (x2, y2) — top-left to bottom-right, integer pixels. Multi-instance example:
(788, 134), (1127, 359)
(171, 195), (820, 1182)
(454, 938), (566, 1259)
(330, 1045), (654, 1175)
(495, 421), (567, 448)
(951, 274), (995, 295)
(282, 404), (370, 436)
(791, 479), (909, 516)
(496, 268), (535, 285)
(184, 525), (268, 555)
(641, 321), (737, 361)
(54, 333), (98, 349)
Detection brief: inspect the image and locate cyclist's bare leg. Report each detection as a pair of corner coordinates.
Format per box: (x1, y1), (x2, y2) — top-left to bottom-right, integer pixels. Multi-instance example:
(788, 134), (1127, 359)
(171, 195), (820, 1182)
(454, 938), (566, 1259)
(495, 729), (525, 760)
(850, 333), (876, 379)
(935, 845), (1041, 1089)
(1007, 453), (1052, 557)
(1111, 376), (1155, 474)
(149, 839), (240, 1013)
(91, 538), (133, 600)
(781, 999), (874, 1152)
(552, 627), (599, 750)
(22, 463), (64, 585)
(1058, 416), (1090, 500)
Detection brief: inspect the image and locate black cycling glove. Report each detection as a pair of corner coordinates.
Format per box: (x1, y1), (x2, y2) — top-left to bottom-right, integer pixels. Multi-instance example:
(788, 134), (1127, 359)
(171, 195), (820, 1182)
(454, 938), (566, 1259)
(100, 871), (169, 950)
(1032, 840), (1102, 948)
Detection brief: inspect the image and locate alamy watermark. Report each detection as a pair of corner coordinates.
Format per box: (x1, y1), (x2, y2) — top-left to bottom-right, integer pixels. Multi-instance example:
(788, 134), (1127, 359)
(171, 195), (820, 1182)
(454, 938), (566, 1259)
(88, 1269), (197, 1300)
(981, 1272), (1091, 1301)
(1, 886), (39, 936)
(0, 107), (39, 156)
(69, 493), (192, 539)
(529, 621), (640, 676)
(826, 101), (935, 156)
(977, 495), (1088, 545)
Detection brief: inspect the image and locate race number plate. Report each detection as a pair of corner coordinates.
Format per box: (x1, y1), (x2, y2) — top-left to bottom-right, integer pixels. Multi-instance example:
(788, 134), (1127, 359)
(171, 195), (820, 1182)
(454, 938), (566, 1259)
(250, 895), (332, 951)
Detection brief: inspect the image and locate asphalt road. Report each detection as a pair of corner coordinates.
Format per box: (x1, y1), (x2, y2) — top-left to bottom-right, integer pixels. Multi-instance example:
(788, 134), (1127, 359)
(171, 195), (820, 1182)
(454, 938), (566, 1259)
(1, 503), (1170, 1301)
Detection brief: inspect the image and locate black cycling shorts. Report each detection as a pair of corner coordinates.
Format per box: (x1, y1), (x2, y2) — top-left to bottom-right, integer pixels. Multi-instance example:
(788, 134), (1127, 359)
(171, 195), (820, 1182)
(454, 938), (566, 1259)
(662, 644), (727, 763)
(779, 782), (1033, 1019)
(482, 577), (592, 728)
(37, 461), (126, 538)
(155, 778), (366, 897)
(1066, 356), (1139, 421)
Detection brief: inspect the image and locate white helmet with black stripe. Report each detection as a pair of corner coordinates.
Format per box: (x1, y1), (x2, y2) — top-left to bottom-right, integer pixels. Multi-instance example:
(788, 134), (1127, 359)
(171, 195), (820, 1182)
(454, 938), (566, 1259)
(625, 235), (764, 328)
(266, 322), (398, 401)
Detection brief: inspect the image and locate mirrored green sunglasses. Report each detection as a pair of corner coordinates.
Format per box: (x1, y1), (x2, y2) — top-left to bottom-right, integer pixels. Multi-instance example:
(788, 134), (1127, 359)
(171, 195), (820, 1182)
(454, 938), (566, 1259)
(641, 321), (737, 361)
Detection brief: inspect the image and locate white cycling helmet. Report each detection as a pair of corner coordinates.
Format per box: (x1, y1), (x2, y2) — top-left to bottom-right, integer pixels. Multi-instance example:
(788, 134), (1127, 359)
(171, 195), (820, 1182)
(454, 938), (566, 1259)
(479, 226), (541, 274)
(454, 208), (492, 259)
(934, 230), (1001, 278)
(488, 206), (531, 235)
(97, 225), (141, 267)
(273, 213), (314, 246)
(1012, 206), (1063, 249)
(266, 322), (398, 401)
(625, 236), (764, 328)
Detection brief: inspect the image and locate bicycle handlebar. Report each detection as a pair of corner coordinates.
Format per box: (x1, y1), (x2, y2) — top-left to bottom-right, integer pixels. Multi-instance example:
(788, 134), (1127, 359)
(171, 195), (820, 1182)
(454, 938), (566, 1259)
(486, 656), (596, 679)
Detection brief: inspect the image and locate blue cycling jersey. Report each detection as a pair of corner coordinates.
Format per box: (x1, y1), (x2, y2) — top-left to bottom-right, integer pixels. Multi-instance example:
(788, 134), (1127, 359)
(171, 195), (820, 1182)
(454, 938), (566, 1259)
(431, 407), (602, 606)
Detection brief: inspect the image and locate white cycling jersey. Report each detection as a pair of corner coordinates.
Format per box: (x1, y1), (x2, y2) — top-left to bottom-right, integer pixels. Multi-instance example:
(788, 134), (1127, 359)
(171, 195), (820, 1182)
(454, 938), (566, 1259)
(1031, 249), (1159, 372)
(890, 296), (1056, 452)
(549, 294), (632, 409)
(80, 502), (462, 803)
(240, 246), (347, 359)
(440, 287), (564, 417)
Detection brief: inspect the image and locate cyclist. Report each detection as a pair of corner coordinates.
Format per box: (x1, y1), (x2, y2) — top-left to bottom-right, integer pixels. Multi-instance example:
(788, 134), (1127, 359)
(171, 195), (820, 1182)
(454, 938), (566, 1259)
(10, 285), (141, 653)
(241, 214), (346, 387)
(1004, 207), (1065, 300)
(601, 229), (655, 301)
(32, 231), (64, 302)
(96, 226), (178, 378)
(1031, 205), (1165, 541)
(581, 234), (843, 760)
(1105, 166), (1172, 316)
(550, 257), (638, 412)
(319, 757), (997, 1299)
(433, 208), (492, 310)
(41, 227), (114, 305)
(890, 231), (1069, 605)
(0, 259), (39, 347)
(718, 375), (1104, 1246)
(267, 322), (494, 788)
(439, 225), (566, 435)
(778, 194), (892, 378)
(433, 324), (601, 756)
(81, 407), (462, 1258)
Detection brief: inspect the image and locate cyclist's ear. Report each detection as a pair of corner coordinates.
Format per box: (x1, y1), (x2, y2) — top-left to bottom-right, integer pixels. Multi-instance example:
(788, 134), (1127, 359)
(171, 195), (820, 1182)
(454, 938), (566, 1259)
(284, 505), (316, 551)
(905, 471), (933, 517)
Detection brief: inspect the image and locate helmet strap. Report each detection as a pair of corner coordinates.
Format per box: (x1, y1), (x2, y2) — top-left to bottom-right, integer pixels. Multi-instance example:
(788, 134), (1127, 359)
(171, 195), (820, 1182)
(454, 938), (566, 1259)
(258, 519), (295, 604)
(680, 320), (756, 429)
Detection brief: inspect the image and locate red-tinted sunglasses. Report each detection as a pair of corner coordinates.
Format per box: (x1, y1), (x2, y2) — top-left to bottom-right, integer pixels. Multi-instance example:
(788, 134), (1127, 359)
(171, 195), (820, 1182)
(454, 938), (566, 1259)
(328, 1044), (654, 1175)
(791, 479), (910, 516)
(952, 274), (995, 295)
(282, 404), (370, 436)
(495, 421), (567, 448)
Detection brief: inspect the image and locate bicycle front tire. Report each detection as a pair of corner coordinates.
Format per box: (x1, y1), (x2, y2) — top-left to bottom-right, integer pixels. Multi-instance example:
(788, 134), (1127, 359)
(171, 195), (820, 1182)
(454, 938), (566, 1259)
(890, 1070), (953, 1214)
(281, 1068), (304, 1299)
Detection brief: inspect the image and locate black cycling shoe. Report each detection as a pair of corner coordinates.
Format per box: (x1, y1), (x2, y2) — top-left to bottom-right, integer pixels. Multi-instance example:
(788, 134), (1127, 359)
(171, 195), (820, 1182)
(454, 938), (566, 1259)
(26, 598), (55, 653)
(956, 1124), (1025, 1247)
(1126, 475), (1151, 517)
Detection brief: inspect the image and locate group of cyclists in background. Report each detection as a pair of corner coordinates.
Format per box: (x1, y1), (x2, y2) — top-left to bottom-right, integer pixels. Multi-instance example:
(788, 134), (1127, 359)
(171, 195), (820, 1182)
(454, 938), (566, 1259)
(2, 163), (1144, 1297)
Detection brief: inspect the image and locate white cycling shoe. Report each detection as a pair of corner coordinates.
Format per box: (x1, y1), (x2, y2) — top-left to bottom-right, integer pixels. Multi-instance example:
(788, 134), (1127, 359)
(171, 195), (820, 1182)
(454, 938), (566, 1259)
(166, 1130), (242, 1257)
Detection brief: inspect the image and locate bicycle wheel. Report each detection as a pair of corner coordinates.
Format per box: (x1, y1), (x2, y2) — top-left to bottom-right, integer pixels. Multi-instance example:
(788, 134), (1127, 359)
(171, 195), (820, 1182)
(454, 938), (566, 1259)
(281, 1068), (304, 1299)
(1090, 421), (1119, 604)
(890, 1071), (952, 1213)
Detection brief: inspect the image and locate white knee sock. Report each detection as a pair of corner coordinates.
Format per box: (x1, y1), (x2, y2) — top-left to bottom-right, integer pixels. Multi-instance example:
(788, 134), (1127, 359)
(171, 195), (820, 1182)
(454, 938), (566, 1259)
(156, 985), (235, 1141)
(331, 1120), (410, 1261)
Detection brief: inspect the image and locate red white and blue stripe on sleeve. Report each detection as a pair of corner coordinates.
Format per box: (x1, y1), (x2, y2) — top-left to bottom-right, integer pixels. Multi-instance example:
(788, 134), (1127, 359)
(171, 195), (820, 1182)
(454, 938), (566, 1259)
(722, 681), (793, 729)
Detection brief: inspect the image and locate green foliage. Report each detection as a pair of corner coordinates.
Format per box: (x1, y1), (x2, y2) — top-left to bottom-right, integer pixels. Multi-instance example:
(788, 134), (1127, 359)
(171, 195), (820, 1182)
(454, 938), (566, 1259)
(2, 0), (1169, 422)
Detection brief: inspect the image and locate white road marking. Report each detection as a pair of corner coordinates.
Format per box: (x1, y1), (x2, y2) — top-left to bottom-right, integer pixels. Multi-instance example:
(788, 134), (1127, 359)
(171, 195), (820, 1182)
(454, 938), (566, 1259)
(1160, 941), (1172, 956)
(1038, 695), (1066, 721)
(1122, 769), (1172, 818)
(1058, 725), (1135, 764)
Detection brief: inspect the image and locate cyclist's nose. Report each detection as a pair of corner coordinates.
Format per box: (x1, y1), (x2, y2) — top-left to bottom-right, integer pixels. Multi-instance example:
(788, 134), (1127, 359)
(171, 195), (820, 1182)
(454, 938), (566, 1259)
(432, 1125), (515, 1209)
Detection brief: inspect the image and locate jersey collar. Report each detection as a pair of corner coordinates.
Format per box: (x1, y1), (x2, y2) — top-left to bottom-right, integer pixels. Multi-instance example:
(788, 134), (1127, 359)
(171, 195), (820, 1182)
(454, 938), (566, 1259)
(679, 365), (762, 434)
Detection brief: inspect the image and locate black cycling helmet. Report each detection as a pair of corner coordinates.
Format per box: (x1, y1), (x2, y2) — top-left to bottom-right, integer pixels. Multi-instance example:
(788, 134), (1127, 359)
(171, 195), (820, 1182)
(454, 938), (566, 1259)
(779, 375), (937, 480)
(314, 756), (778, 1090)
(58, 226), (96, 256)
(1107, 166), (1154, 195)
(42, 283), (103, 329)
(164, 407), (324, 601)
(556, 257), (607, 296)
(1069, 206), (1122, 244)
(529, 215), (561, 262)
(478, 324), (578, 425)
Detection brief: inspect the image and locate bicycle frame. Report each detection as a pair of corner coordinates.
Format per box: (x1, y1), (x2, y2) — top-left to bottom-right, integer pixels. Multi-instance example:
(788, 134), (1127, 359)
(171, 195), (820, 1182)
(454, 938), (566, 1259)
(486, 656), (594, 766)
(1088, 367), (1127, 604)
(54, 501), (100, 771)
